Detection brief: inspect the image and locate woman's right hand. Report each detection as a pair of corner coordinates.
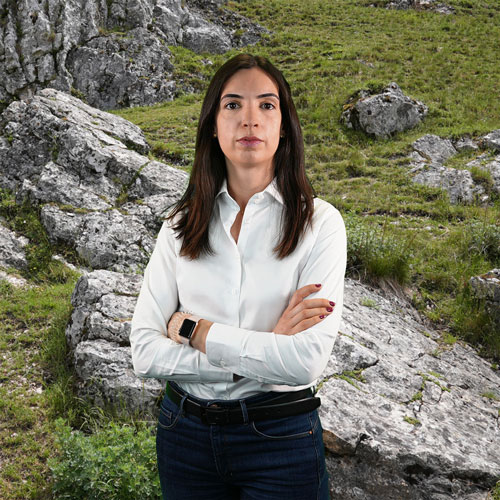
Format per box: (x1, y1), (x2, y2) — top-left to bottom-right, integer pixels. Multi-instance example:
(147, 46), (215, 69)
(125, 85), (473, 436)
(273, 284), (335, 336)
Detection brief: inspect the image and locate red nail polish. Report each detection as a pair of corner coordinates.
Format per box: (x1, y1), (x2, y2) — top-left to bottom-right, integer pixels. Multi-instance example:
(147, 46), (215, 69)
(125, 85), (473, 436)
(315, 284), (321, 287)
(326, 307), (333, 312)
(319, 315), (325, 319)
(329, 301), (335, 306)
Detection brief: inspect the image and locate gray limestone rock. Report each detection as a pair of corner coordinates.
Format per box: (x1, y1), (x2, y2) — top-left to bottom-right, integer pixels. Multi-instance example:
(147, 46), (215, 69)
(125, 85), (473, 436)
(469, 270), (500, 303)
(466, 153), (500, 193)
(341, 82), (428, 139)
(0, 269), (30, 287)
(481, 130), (500, 151)
(0, 223), (29, 271)
(469, 269), (500, 329)
(66, 269), (163, 412)
(408, 134), (500, 204)
(66, 272), (500, 497)
(412, 165), (484, 204)
(318, 279), (500, 500)
(454, 136), (478, 152)
(412, 134), (457, 165)
(385, 0), (455, 14)
(0, 0), (267, 111)
(0, 88), (188, 273)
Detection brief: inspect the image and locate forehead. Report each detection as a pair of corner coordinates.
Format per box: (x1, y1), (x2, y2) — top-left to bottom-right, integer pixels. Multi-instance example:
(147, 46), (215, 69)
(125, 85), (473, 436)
(220, 67), (279, 96)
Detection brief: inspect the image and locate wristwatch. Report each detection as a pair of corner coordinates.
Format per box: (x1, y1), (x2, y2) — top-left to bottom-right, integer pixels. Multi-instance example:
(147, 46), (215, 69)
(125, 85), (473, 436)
(179, 315), (201, 345)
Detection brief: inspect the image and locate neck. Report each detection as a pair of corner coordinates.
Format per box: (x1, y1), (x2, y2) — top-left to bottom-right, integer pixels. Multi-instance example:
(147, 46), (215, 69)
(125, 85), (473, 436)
(226, 165), (274, 211)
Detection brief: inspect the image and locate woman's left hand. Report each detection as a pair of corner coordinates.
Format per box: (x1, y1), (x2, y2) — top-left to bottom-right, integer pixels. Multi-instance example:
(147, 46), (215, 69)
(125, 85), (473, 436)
(167, 311), (192, 344)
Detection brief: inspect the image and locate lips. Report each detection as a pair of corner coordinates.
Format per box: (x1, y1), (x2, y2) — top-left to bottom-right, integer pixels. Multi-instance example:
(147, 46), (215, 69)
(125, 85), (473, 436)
(237, 136), (263, 147)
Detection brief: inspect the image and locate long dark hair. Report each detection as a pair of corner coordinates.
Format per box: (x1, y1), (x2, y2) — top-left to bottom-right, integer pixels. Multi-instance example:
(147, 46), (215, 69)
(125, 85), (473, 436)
(168, 53), (314, 259)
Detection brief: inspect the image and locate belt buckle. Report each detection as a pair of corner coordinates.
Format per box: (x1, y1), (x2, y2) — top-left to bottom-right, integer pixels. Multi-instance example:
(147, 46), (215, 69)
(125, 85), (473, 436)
(203, 405), (231, 425)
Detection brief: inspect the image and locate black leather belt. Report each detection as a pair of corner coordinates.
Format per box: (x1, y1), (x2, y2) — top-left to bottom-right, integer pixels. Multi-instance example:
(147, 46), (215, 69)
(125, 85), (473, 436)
(165, 382), (321, 425)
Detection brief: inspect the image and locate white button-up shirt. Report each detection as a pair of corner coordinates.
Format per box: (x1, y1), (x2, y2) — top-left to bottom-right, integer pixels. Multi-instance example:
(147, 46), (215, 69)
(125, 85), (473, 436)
(130, 179), (346, 400)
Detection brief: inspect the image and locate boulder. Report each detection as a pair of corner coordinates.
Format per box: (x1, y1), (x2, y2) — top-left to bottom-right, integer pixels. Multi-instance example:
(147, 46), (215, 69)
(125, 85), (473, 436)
(0, 222), (29, 271)
(341, 82), (428, 139)
(481, 130), (500, 152)
(412, 134), (457, 165)
(469, 269), (500, 329)
(454, 136), (479, 152)
(66, 269), (163, 413)
(408, 134), (500, 204)
(66, 271), (500, 497)
(319, 278), (500, 500)
(385, 0), (455, 14)
(0, 0), (267, 110)
(413, 165), (484, 204)
(0, 88), (188, 273)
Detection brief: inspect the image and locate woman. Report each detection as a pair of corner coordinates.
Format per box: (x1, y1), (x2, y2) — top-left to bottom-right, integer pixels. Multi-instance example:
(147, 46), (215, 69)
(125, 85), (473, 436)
(130, 53), (346, 499)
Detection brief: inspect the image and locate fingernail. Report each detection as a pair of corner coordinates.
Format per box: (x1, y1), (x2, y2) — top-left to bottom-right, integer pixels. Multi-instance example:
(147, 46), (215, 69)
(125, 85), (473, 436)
(329, 301), (335, 306)
(315, 284), (322, 288)
(319, 315), (325, 319)
(326, 307), (333, 312)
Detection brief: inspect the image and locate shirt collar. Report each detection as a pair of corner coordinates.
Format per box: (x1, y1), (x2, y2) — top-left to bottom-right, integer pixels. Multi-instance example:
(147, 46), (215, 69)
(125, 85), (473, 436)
(216, 178), (284, 205)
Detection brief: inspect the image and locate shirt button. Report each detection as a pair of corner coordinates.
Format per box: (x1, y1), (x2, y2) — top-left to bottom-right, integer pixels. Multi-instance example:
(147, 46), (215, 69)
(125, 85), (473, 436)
(220, 360), (226, 367)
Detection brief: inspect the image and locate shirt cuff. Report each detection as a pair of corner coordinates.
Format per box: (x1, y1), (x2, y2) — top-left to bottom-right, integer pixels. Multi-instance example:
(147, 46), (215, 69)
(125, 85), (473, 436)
(198, 350), (234, 382)
(206, 322), (248, 372)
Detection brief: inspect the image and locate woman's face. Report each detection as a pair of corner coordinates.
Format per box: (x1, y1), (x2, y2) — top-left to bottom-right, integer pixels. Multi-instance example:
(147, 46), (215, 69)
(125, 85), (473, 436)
(215, 67), (282, 176)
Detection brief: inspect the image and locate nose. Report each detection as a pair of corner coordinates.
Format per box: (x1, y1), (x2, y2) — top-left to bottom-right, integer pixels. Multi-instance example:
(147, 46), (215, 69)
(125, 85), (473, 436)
(242, 106), (258, 129)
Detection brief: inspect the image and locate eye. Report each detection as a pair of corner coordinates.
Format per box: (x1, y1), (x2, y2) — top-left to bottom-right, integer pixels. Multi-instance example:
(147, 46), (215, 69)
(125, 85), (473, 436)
(224, 101), (240, 110)
(261, 102), (276, 110)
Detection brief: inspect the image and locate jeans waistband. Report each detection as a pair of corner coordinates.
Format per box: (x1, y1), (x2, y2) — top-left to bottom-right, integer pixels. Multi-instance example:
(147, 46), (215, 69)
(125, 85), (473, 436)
(165, 381), (320, 425)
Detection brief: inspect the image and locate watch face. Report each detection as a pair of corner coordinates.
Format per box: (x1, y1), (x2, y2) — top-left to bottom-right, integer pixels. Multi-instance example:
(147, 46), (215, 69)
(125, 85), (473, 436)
(179, 318), (196, 339)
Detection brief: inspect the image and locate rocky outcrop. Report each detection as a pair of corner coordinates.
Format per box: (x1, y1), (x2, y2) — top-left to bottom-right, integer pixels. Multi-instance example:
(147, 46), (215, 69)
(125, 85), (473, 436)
(65, 268), (500, 498)
(0, 0), (266, 110)
(319, 279), (500, 500)
(0, 222), (29, 272)
(66, 269), (163, 412)
(341, 82), (428, 139)
(385, 0), (455, 14)
(0, 88), (188, 273)
(409, 133), (500, 204)
(469, 269), (500, 331)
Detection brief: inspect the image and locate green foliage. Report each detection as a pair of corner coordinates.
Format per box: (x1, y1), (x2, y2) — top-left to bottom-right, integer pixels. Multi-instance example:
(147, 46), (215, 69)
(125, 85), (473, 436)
(360, 297), (378, 308)
(452, 283), (499, 359)
(344, 213), (412, 284)
(492, 480), (500, 500)
(0, 188), (83, 284)
(457, 220), (500, 263)
(403, 416), (421, 426)
(470, 166), (495, 197)
(0, 278), (78, 499)
(50, 419), (161, 500)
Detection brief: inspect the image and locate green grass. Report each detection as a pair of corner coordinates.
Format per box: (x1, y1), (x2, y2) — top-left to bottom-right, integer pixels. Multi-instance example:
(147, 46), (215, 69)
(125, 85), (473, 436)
(0, 278), (77, 499)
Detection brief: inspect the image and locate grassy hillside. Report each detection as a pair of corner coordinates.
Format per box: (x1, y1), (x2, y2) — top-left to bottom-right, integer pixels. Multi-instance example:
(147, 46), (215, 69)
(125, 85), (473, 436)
(1, 0), (499, 498)
(118, 0), (500, 358)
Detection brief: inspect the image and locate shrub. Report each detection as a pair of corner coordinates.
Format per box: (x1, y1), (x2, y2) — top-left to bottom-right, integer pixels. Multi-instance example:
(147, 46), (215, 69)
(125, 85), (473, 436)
(344, 213), (412, 284)
(50, 419), (161, 499)
(452, 283), (499, 361)
(457, 220), (500, 263)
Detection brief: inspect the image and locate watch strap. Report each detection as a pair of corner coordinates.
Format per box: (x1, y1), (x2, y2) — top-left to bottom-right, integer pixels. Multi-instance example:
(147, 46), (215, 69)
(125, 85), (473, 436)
(179, 315), (201, 345)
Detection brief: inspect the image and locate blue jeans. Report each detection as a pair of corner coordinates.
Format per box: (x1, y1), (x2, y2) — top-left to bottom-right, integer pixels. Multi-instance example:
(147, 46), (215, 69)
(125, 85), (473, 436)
(156, 387), (329, 499)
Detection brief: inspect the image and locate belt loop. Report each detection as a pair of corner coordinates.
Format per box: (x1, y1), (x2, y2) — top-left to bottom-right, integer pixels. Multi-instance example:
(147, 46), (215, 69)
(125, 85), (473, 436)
(239, 399), (249, 424)
(179, 394), (187, 416)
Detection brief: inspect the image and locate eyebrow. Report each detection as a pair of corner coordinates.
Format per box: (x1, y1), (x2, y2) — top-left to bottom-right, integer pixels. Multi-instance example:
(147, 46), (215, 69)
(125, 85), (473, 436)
(220, 93), (280, 100)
